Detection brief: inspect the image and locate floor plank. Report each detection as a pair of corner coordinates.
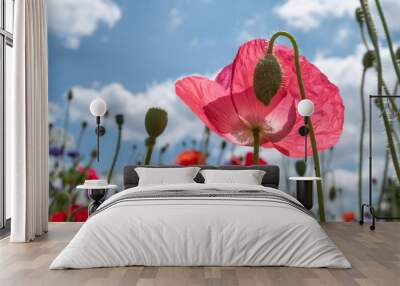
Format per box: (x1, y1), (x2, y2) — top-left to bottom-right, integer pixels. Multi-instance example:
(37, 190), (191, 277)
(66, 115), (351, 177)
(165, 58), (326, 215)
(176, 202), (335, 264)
(0, 222), (399, 286)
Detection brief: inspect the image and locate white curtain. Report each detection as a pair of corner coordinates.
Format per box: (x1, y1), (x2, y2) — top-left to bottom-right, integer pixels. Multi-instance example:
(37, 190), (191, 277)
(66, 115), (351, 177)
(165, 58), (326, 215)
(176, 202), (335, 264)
(8, 0), (49, 242)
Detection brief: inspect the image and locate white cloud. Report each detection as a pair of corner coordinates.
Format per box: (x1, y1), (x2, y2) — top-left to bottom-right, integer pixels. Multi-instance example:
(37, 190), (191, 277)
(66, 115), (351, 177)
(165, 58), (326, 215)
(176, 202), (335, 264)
(48, 102), (62, 123)
(168, 8), (182, 30)
(274, 0), (357, 30)
(66, 79), (205, 148)
(379, 0), (400, 32)
(47, 0), (122, 49)
(274, 0), (400, 32)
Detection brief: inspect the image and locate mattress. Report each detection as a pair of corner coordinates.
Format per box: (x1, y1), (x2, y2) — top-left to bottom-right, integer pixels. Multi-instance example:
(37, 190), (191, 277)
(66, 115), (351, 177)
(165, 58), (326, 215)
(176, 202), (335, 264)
(50, 183), (350, 269)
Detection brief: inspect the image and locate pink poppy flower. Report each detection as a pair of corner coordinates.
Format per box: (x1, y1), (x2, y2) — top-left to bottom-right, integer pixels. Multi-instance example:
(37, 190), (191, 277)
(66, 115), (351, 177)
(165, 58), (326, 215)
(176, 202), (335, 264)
(176, 48), (296, 147)
(176, 39), (344, 157)
(78, 166), (99, 180)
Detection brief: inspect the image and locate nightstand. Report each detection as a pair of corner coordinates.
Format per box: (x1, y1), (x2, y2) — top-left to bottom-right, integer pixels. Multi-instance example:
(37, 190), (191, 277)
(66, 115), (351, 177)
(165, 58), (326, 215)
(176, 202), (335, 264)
(77, 183), (118, 215)
(289, 177), (321, 210)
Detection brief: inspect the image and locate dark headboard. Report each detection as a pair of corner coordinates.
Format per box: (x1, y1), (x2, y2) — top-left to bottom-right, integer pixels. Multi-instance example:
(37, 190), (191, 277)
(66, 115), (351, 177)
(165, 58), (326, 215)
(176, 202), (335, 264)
(123, 165), (280, 189)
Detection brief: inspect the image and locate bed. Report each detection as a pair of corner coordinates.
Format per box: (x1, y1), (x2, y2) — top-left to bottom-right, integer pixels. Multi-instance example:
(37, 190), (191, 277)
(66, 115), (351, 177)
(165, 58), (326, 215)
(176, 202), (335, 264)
(50, 165), (350, 269)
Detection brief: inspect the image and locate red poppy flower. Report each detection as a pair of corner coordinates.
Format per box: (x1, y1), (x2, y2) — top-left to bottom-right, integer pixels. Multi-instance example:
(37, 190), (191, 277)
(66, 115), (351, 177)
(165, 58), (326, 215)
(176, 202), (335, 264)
(50, 204), (89, 222)
(245, 152), (267, 165)
(176, 150), (206, 166)
(50, 211), (67, 222)
(78, 166), (99, 180)
(341, 211), (356, 222)
(70, 204), (88, 222)
(229, 155), (243, 165)
(175, 39), (344, 157)
(228, 152), (267, 166)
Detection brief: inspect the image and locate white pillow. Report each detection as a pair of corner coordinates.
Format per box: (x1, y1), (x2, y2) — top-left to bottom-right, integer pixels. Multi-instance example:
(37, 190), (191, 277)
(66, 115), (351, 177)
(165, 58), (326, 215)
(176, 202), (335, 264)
(135, 167), (200, 186)
(200, 169), (265, 185)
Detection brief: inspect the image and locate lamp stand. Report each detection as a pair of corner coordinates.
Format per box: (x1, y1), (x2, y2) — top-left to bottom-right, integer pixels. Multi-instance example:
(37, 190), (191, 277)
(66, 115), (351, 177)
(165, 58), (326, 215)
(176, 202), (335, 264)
(298, 116), (309, 163)
(95, 116), (106, 162)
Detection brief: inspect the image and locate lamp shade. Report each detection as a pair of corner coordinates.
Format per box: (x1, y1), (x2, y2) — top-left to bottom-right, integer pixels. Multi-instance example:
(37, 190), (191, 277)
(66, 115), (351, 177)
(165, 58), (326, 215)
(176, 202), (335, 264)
(297, 99), (314, 117)
(90, 98), (107, 117)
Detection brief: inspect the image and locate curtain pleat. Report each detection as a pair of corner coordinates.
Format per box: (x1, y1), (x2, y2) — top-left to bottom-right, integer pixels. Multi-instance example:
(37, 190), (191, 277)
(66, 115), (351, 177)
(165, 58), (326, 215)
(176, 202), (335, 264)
(10, 0), (49, 242)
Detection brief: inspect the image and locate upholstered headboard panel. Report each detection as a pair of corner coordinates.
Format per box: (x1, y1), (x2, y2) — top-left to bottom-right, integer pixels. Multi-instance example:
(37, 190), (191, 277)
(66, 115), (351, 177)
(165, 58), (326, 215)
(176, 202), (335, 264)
(123, 165), (280, 189)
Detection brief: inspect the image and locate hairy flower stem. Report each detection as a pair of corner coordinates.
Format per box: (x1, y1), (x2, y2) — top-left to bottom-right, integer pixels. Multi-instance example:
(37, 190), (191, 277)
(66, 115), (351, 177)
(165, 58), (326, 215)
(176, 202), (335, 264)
(61, 99), (71, 167)
(267, 31), (326, 222)
(394, 81), (399, 95)
(361, 0), (400, 183)
(76, 126), (86, 151)
(144, 139), (155, 165)
(107, 126), (122, 183)
(252, 128), (260, 164)
(357, 17), (369, 50)
(358, 67), (367, 219)
(375, 0), (400, 83)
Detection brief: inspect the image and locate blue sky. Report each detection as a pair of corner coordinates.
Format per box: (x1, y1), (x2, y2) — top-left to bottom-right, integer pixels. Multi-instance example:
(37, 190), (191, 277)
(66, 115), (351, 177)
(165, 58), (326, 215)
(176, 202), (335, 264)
(48, 0), (358, 97)
(47, 0), (400, 219)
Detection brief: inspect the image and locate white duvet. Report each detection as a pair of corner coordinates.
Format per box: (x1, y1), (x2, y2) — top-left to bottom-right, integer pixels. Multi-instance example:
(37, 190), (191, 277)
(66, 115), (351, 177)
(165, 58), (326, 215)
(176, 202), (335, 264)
(50, 183), (351, 269)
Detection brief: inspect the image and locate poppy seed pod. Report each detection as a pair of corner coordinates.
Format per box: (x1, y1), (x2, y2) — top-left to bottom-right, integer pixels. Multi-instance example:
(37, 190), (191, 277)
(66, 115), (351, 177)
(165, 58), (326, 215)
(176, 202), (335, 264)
(253, 53), (282, 106)
(362, 50), (375, 69)
(145, 107), (168, 138)
(295, 160), (306, 176)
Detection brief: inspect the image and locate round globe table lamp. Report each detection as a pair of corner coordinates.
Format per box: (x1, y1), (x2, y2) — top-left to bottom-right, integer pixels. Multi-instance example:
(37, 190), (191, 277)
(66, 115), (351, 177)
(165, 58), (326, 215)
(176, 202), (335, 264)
(293, 99), (319, 211)
(90, 98), (107, 161)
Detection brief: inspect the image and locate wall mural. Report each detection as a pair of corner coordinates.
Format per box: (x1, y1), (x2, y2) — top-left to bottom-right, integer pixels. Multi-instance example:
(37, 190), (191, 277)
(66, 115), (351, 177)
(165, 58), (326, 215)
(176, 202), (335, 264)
(47, 0), (400, 222)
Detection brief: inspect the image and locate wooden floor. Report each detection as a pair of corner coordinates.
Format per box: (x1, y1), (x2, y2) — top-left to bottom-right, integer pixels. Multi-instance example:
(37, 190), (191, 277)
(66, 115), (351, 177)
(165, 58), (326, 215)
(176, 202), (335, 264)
(0, 223), (399, 286)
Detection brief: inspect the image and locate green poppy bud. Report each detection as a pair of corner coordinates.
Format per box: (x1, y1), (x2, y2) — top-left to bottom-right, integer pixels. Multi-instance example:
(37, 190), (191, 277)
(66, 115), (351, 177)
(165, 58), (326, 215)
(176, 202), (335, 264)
(362, 50), (375, 69)
(355, 7), (364, 24)
(329, 186), (337, 201)
(115, 114), (124, 127)
(161, 143), (169, 153)
(67, 89), (73, 101)
(145, 107), (168, 139)
(295, 160), (306, 176)
(253, 54), (282, 106)
(220, 140), (227, 150)
(90, 149), (98, 159)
